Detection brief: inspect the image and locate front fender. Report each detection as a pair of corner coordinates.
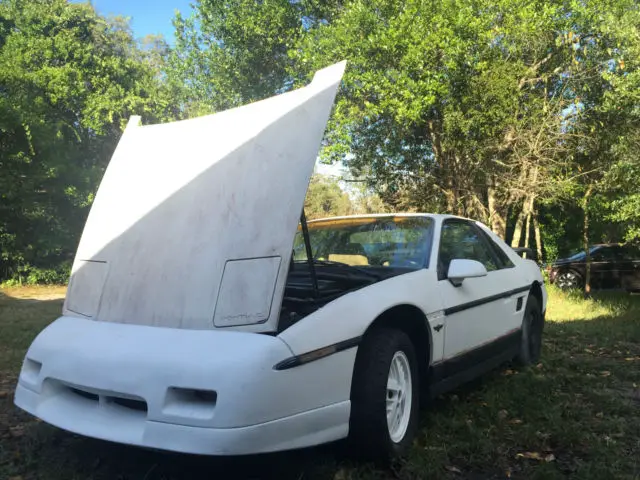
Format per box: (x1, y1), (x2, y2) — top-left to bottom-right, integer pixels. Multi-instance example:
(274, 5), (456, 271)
(277, 269), (444, 361)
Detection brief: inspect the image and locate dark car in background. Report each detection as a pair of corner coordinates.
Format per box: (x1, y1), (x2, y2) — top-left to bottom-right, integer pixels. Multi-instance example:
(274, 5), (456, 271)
(548, 243), (640, 291)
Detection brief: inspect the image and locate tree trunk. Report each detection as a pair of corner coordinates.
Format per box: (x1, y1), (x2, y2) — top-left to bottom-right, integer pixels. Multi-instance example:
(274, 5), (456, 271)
(511, 194), (536, 248)
(445, 189), (456, 214)
(582, 185), (594, 296)
(511, 207), (526, 247)
(533, 209), (543, 262)
(523, 211), (532, 258)
(512, 167), (539, 248)
(488, 182), (506, 239)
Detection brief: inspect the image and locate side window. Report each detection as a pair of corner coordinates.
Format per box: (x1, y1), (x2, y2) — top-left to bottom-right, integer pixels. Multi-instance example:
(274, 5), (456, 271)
(438, 221), (499, 279)
(592, 247), (617, 262)
(477, 228), (515, 269)
(620, 245), (640, 261)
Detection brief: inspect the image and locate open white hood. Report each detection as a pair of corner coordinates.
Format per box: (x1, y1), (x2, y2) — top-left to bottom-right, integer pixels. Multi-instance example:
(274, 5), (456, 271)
(63, 61), (346, 332)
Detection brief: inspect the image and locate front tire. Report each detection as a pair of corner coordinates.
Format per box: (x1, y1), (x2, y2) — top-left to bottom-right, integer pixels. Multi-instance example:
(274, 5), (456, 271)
(348, 328), (419, 462)
(515, 295), (544, 366)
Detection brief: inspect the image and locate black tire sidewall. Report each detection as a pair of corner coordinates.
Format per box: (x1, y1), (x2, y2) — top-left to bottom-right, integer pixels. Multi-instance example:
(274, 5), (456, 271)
(348, 328), (420, 460)
(517, 295), (543, 365)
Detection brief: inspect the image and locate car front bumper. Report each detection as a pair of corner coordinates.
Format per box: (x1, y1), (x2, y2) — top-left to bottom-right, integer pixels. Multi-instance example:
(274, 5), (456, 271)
(14, 316), (354, 455)
(14, 384), (349, 455)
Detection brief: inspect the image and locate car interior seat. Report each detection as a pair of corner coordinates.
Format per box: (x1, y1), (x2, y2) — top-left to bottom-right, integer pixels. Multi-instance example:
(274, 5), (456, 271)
(328, 242), (370, 266)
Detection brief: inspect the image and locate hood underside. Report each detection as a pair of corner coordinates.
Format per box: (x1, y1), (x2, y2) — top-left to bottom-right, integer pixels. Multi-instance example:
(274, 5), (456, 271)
(63, 61), (347, 332)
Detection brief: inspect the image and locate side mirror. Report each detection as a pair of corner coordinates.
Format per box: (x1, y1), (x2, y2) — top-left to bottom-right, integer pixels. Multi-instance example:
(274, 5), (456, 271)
(447, 259), (488, 287)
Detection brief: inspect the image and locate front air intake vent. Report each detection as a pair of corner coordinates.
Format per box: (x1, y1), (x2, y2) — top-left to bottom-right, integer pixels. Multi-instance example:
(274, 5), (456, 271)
(69, 387), (99, 402)
(63, 383), (147, 415)
(111, 396), (148, 413)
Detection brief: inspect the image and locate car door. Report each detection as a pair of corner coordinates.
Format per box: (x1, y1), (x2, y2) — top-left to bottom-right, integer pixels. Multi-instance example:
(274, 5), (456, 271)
(435, 219), (528, 368)
(629, 246), (640, 291)
(619, 245), (640, 291)
(590, 246), (621, 289)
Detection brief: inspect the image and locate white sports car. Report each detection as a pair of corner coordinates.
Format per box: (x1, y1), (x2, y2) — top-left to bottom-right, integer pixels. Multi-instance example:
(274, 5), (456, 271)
(14, 61), (547, 460)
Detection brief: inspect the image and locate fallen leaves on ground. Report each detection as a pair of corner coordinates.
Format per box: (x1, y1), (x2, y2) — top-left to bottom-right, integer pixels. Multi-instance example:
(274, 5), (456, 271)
(516, 451), (556, 462)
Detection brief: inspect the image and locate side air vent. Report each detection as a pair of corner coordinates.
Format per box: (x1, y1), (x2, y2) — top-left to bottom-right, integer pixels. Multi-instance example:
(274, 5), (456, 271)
(163, 387), (218, 420)
(21, 358), (42, 387)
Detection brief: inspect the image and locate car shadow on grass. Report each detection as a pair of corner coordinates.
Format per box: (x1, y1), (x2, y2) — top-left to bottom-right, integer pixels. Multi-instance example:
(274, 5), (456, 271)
(4, 412), (348, 480)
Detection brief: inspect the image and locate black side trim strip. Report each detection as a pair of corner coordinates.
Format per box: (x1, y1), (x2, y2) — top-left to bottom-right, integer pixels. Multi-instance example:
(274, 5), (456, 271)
(430, 329), (520, 383)
(429, 330), (521, 397)
(444, 285), (530, 316)
(274, 336), (362, 370)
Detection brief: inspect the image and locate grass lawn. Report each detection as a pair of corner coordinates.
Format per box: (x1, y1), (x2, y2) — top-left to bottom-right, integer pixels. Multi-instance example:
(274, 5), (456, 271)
(0, 286), (638, 479)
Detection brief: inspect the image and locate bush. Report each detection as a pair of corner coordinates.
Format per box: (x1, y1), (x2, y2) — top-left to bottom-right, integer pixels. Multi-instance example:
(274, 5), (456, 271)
(1, 262), (71, 287)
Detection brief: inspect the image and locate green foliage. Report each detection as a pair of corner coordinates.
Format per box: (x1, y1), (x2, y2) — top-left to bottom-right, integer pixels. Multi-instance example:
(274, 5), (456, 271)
(304, 174), (354, 220)
(1, 262), (71, 287)
(603, 141), (640, 242)
(2, 0), (639, 283)
(291, 0), (579, 213)
(168, 0), (296, 115)
(538, 201), (628, 262)
(166, 0), (346, 116)
(0, 0), (173, 282)
(291, 0), (639, 248)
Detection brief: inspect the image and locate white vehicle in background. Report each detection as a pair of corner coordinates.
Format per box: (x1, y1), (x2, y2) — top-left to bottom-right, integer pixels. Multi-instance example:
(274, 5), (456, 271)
(14, 60), (547, 460)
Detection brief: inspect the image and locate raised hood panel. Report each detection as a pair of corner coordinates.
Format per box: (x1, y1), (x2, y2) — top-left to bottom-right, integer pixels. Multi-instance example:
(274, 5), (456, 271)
(63, 61), (346, 332)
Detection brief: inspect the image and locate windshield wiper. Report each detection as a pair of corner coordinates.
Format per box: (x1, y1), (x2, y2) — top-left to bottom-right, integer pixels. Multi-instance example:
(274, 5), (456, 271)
(294, 258), (382, 280)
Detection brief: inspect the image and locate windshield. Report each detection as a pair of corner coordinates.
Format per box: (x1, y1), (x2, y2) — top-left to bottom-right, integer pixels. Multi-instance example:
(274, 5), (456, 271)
(293, 216), (434, 269)
(566, 245), (601, 261)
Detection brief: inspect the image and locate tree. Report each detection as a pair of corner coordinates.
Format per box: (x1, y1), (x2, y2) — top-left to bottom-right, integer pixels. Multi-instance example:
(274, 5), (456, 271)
(304, 174), (354, 220)
(290, 1), (597, 239)
(167, 0), (640, 266)
(557, 1), (640, 292)
(166, 0), (347, 117)
(4, 0), (638, 286)
(0, 0), (171, 282)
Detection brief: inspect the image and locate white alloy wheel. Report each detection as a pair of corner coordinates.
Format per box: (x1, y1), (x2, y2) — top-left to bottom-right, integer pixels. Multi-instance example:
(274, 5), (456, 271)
(386, 350), (413, 443)
(348, 328), (419, 461)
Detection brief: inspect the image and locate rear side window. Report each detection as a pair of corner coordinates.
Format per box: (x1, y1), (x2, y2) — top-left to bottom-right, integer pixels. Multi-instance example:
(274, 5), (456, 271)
(476, 228), (515, 269)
